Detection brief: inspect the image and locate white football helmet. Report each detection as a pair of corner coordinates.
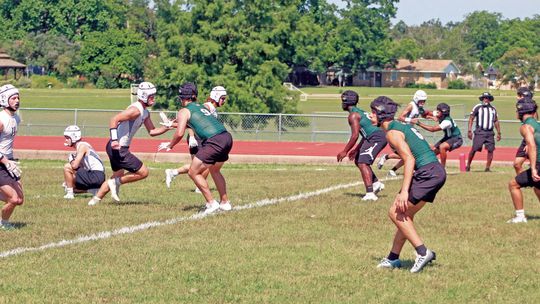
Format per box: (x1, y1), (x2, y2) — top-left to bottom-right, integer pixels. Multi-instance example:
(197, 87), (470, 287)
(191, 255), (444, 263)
(0, 84), (19, 108)
(137, 82), (157, 104)
(64, 125), (81, 146)
(413, 90), (427, 104)
(210, 86), (227, 107)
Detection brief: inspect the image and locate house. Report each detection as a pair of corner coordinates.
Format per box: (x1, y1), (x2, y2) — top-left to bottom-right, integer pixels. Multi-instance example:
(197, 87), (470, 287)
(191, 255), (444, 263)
(362, 59), (461, 89)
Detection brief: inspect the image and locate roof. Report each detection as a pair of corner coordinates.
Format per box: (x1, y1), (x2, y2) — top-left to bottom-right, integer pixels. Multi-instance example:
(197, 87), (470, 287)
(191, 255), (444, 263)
(367, 59), (460, 74)
(0, 53), (26, 68)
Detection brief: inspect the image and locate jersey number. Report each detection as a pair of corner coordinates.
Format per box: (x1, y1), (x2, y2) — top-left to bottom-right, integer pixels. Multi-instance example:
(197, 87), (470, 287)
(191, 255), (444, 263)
(410, 127), (425, 140)
(200, 108), (212, 116)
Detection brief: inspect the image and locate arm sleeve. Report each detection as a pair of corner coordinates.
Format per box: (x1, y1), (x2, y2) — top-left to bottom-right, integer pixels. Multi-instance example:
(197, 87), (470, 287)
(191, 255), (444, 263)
(439, 120), (452, 130)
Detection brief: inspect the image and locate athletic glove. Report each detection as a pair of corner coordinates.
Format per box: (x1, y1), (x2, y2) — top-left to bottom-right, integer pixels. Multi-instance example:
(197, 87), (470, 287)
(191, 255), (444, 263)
(159, 112), (173, 128)
(188, 136), (198, 148)
(6, 161), (21, 179)
(158, 142), (172, 152)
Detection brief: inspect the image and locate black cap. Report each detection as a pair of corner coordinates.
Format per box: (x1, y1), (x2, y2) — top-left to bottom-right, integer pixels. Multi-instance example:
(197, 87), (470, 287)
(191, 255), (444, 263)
(178, 82), (198, 100)
(479, 92), (494, 101)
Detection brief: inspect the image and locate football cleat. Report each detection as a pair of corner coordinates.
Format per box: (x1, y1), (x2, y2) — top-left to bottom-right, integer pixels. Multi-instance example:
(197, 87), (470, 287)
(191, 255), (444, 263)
(194, 187), (202, 193)
(0, 222), (16, 230)
(377, 154), (388, 169)
(165, 169), (176, 188)
(361, 192), (378, 201)
(202, 201), (220, 215)
(88, 197), (101, 206)
(373, 181), (385, 194)
(410, 249), (436, 273)
(506, 216), (527, 224)
(219, 201), (232, 211)
(63, 193), (75, 200)
(377, 258), (402, 269)
(107, 178), (120, 202)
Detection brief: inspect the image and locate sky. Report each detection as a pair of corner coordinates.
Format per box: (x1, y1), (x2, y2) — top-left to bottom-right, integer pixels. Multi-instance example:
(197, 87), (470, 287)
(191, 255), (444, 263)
(330, 0), (539, 25)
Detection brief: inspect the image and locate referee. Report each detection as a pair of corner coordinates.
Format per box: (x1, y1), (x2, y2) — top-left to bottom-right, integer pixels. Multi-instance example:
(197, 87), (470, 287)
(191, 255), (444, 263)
(466, 92), (501, 172)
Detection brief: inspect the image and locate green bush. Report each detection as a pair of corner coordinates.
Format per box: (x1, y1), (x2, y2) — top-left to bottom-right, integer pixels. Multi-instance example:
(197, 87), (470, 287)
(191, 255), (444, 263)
(66, 76), (90, 88)
(30, 75), (64, 88)
(448, 79), (470, 89)
(405, 82), (437, 89)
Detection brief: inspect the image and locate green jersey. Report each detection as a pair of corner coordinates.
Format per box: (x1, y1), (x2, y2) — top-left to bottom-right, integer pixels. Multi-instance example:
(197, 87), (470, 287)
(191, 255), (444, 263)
(523, 117), (540, 160)
(438, 116), (461, 139)
(387, 121), (439, 169)
(185, 102), (226, 140)
(351, 107), (380, 138)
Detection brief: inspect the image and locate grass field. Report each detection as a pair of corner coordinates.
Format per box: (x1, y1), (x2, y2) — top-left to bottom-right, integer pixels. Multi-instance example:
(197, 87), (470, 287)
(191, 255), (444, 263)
(1, 160), (539, 302)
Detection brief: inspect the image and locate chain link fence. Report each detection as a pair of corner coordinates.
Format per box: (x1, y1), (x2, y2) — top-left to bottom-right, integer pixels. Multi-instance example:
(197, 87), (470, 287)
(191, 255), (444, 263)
(17, 108), (524, 146)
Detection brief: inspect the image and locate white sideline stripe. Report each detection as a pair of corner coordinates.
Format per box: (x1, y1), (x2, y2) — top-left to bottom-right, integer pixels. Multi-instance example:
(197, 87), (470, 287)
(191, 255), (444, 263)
(0, 180), (378, 259)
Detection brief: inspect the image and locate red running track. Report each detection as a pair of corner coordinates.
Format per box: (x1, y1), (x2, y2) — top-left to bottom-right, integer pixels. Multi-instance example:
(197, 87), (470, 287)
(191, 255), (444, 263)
(15, 136), (518, 162)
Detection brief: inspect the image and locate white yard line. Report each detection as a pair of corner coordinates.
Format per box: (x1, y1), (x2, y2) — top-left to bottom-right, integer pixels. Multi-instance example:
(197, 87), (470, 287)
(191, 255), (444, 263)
(3, 179), (401, 259)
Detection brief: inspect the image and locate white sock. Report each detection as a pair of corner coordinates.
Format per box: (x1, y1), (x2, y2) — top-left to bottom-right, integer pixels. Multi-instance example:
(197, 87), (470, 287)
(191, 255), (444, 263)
(66, 187), (74, 195)
(92, 196), (101, 202)
(172, 170), (179, 177)
(516, 209), (525, 218)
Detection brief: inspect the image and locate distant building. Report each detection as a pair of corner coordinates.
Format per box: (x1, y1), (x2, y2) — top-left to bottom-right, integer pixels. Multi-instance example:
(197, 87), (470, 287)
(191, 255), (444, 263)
(363, 59), (461, 89)
(0, 51), (26, 80)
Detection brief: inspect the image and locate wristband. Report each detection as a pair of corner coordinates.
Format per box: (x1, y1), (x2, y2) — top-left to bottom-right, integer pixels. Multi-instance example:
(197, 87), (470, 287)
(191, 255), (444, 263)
(405, 117), (411, 123)
(110, 128), (118, 141)
(0, 152), (3, 161)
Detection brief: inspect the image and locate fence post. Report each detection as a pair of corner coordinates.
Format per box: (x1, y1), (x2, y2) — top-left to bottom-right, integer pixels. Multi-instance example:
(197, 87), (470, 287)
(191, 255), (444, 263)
(278, 113), (282, 141)
(311, 115), (316, 142)
(74, 108), (78, 125)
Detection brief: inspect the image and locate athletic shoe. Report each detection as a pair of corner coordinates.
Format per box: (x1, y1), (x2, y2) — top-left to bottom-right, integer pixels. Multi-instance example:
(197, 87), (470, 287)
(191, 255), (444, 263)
(0, 222), (16, 230)
(506, 216), (527, 223)
(63, 193), (75, 199)
(202, 201), (220, 215)
(165, 169), (176, 188)
(377, 258), (402, 269)
(484, 168), (491, 172)
(87, 197), (101, 206)
(107, 178), (120, 202)
(88, 188), (99, 196)
(410, 249), (436, 273)
(61, 182), (68, 192)
(465, 166), (471, 172)
(387, 170), (397, 178)
(219, 201), (232, 211)
(377, 154), (388, 169)
(373, 181), (385, 194)
(361, 192), (378, 201)
(194, 187), (202, 194)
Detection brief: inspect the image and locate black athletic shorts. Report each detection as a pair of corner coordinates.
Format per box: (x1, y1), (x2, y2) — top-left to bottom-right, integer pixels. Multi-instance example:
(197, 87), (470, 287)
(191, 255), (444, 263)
(106, 140), (143, 173)
(515, 140), (528, 158)
(75, 170), (105, 190)
(196, 132), (233, 165)
(515, 162), (540, 189)
(355, 130), (388, 165)
(0, 165), (19, 184)
(434, 136), (463, 152)
(472, 129), (495, 153)
(409, 162), (447, 204)
(188, 135), (202, 155)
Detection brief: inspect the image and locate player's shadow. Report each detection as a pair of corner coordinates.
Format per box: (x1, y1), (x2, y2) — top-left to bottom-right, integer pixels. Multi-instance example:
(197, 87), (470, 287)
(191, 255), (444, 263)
(344, 192), (388, 199)
(113, 200), (153, 206)
(182, 204), (204, 212)
(9, 222), (27, 230)
(370, 256), (437, 271)
(526, 215), (540, 221)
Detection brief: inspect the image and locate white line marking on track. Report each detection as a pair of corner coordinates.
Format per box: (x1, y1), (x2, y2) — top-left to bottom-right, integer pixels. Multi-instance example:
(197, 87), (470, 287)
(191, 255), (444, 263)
(0, 178), (400, 259)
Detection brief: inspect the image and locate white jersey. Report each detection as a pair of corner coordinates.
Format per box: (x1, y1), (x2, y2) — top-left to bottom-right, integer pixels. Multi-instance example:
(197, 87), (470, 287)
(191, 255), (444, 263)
(0, 110), (20, 159)
(76, 141), (104, 172)
(117, 102), (148, 147)
(406, 101), (421, 120)
(203, 102), (218, 118)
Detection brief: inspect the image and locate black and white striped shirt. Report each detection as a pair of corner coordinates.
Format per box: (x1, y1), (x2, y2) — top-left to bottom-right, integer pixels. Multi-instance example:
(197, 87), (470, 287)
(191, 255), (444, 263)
(470, 103), (498, 131)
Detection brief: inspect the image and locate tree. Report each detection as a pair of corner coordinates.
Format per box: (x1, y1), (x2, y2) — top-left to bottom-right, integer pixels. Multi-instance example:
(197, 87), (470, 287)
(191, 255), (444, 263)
(496, 47), (540, 88)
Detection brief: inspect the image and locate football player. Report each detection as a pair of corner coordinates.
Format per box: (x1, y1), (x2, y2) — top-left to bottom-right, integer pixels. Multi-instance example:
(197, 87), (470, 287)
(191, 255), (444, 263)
(0, 84), (23, 230)
(513, 87), (535, 174)
(370, 96), (446, 273)
(507, 97), (539, 223)
(88, 82), (172, 206)
(62, 125), (105, 199)
(416, 103), (463, 167)
(377, 90), (434, 176)
(164, 86), (227, 190)
(158, 83), (233, 215)
(337, 90), (387, 201)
